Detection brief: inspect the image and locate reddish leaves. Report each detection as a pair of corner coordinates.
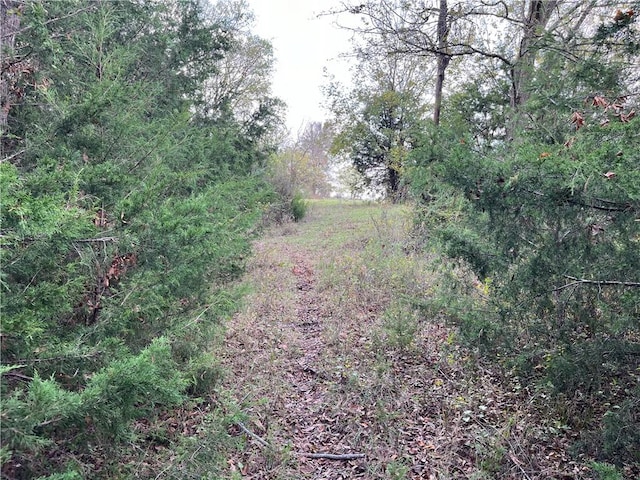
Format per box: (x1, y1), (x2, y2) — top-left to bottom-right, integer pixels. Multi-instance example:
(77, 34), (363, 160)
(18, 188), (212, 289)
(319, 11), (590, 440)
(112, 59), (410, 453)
(84, 253), (137, 325)
(104, 253), (137, 287)
(570, 111), (585, 130)
(620, 109), (635, 123)
(93, 208), (108, 228)
(613, 9), (634, 22)
(570, 95), (636, 136)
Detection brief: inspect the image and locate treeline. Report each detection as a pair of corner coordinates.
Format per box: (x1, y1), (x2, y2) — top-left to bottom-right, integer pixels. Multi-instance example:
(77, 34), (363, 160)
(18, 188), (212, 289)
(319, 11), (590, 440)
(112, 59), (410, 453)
(1, 1), (283, 478)
(327, 1), (639, 472)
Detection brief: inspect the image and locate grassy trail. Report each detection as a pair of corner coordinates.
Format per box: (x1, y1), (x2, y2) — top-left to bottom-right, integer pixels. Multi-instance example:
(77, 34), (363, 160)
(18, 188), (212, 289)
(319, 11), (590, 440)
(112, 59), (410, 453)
(215, 200), (586, 479)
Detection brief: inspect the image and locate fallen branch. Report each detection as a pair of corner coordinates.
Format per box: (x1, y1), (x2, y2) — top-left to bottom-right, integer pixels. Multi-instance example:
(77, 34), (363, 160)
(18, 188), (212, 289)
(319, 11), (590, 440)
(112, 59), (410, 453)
(2, 371), (33, 382)
(298, 453), (365, 460)
(237, 422), (269, 447)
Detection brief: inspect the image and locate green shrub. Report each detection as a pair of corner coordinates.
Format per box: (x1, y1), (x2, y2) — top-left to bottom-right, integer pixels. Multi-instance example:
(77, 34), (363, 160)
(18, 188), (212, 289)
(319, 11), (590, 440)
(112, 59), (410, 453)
(381, 302), (419, 351)
(81, 337), (186, 440)
(591, 462), (624, 480)
(291, 192), (308, 221)
(600, 394), (640, 463)
(409, 104), (639, 465)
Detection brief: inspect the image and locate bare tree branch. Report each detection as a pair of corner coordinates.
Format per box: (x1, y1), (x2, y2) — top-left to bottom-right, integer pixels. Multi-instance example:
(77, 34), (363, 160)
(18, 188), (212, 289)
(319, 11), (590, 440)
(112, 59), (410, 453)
(555, 276), (640, 291)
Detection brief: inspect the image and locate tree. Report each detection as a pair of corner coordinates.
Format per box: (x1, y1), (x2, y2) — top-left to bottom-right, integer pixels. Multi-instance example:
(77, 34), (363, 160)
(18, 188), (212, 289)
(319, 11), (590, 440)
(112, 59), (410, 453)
(267, 121), (334, 200)
(1, 0), (23, 131)
(198, 0), (279, 129)
(332, 1), (615, 130)
(1, 0), (280, 476)
(333, 89), (418, 197)
(296, 121), (334, 197)
(406, 3), (640, 466)
(325, 47), (430, 198)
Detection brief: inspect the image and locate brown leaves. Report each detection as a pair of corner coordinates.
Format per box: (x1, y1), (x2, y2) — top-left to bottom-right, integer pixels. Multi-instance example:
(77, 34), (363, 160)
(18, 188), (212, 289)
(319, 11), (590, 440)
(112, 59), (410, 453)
(93, 208), (107, 227)
(589, 223), (605, 237)
(620, 110), (636, 123)
(571, 95), (636, 133)
(83, 252), (137, 325)
(104, 253), (137, 287)
(592, 96), (608, 108)
(570, 111), (584, 130)
(613, 9), (634, 22)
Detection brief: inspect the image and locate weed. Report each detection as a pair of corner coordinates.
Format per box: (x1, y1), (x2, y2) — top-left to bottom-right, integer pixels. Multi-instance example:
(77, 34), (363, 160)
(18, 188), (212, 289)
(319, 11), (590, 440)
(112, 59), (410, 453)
(386, 459), (410, 479)
(381, 302), (419, 352)
(291, 192), (307, 222)
(591, 462), (624, 480)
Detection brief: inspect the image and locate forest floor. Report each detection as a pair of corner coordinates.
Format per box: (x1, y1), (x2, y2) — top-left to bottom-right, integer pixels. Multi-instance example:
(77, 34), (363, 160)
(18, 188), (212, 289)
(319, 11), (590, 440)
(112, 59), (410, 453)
(187, 199), (599, 480)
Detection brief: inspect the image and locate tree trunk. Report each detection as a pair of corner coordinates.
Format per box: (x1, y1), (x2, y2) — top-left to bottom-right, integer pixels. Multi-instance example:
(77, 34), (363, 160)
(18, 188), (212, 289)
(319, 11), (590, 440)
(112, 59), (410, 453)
(1, 0), (22, 132)
(387, 164), (400, 200)
(433, 0), (450, 126)
(508, 0), (558, 136)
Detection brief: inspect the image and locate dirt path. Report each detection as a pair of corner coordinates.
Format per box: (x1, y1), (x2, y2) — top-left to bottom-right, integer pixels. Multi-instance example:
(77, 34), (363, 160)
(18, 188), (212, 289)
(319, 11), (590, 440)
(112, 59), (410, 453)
(220, 202), (377, 478)
(217, 200), (587, 479)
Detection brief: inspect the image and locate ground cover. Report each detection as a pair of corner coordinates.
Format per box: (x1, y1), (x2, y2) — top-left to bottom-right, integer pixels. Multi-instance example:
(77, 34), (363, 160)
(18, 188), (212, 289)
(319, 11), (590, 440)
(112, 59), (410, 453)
(191, 199), (607, 479)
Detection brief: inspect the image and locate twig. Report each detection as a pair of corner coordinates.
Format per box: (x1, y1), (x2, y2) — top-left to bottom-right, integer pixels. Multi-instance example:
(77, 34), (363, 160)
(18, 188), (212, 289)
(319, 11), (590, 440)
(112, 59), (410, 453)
(1, 149), (25, 162)
(237, 421), (269, 447)
(2, 371), (32, 382)
(508, 452), (532, 480)
(555, 276), (640, 291)
(1, 6), (96, 39)
(189, 444), (204, 461)
(235, 420), (364, 461)
(298, 453), (365, 460)
(14, 352), (101, 364)
(36, 416), (62, 429)
(74, 237), (118, 243)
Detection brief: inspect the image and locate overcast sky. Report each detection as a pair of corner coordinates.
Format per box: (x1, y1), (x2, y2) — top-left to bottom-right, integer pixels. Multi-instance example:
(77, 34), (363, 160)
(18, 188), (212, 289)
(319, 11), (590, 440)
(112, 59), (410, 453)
(246, 0), (354, 134)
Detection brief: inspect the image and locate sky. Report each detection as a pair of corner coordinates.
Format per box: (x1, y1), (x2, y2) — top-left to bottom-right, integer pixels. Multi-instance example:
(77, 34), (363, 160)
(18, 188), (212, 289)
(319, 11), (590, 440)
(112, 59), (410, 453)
(246, 0), (354, 134)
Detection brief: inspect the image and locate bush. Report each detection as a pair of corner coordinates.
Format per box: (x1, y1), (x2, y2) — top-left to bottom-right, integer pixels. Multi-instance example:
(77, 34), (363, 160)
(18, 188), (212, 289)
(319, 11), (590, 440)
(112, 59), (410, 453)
(291, 192), (308, 221)
(81, 338), (186, 440)
(591, 462), (624, 480)
(600, 394), (640, 463)
(408, 110), (640, 465)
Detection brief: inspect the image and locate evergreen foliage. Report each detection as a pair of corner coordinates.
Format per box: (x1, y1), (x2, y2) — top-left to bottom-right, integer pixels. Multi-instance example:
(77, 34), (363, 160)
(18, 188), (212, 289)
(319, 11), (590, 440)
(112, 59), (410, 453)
(1, 0), (280, 477)
(404, 2), (640, 467)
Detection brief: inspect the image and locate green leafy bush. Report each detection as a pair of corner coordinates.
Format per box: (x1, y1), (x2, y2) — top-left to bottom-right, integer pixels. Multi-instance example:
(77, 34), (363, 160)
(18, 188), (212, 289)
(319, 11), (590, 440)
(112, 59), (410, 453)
(291, 192), (308, 221)
(600, 394), (640, 463)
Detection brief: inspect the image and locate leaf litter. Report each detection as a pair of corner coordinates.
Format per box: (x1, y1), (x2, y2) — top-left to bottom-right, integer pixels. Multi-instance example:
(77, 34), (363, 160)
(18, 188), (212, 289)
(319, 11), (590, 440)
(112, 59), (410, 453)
(214, 200), (604, 479)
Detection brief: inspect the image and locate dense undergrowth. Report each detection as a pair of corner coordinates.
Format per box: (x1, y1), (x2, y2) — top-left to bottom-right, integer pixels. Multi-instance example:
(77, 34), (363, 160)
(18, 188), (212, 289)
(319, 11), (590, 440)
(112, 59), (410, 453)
(0, 1), (284, 478)
(406, 111), (640, 472)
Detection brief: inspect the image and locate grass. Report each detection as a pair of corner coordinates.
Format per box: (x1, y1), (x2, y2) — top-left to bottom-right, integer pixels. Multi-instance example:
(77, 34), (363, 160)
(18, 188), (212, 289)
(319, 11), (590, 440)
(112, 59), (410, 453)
(120, 198), (611, 479)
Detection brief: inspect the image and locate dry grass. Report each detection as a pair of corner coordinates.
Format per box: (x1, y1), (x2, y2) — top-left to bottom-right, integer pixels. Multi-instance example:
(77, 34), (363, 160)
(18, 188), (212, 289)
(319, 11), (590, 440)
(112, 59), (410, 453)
(211, 199), (596, 479)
